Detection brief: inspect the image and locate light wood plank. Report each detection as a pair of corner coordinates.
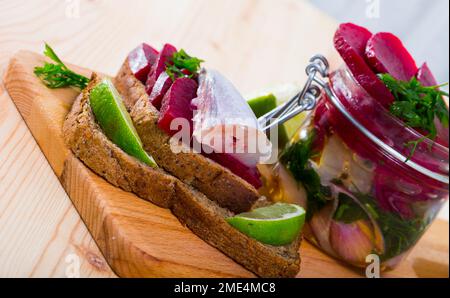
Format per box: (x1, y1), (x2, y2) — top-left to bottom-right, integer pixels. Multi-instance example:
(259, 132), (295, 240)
(0, 66), (115, 278)
(0, 0), (447, 277)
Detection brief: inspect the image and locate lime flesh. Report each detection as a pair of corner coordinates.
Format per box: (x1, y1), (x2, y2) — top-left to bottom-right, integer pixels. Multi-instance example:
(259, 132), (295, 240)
(274, 92), (308, 141)
(89, 78), (157, 167)
(247, 93), (277, 118)
(226, 203), (305, 246)
(247, 94), (289, 147)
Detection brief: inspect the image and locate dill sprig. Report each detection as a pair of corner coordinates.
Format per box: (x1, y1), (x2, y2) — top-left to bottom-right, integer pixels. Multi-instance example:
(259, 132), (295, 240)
(379, 73), (449, 140)
(403, 135), (430, 162)
(34, 43), (89, 90)
(379, 73), (449, 159)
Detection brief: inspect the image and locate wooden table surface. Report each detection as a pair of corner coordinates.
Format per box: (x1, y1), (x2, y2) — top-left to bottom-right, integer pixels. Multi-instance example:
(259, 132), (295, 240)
(0, 0), (448, 277)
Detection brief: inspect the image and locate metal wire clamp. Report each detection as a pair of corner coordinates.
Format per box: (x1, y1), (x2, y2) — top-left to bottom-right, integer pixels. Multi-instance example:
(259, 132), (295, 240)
(258, 54), (330, 132)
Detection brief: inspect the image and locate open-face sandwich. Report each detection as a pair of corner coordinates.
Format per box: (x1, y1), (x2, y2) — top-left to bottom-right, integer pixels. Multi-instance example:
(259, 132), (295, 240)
(114, 44), (270, 213)
(57, 43), (305, 277)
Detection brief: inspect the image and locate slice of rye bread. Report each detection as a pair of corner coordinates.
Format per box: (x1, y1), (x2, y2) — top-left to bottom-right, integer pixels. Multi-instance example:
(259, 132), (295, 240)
(114, 58), (259, 214)
(63, 74), (301, 278)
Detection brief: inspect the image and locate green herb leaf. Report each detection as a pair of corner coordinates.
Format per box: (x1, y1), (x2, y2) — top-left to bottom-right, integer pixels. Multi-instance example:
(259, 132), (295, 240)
(165, 49), (204, 80)
(332, 190), (427, 260)
(43, 43), (65, 66)
(379, 73), (449, 141)
(280, 131), (329, 221)
(333, 193), (367, 224)
(403, 135), (429, 162)
(352, 192), (427, 261)
(34, 43), (89, 90)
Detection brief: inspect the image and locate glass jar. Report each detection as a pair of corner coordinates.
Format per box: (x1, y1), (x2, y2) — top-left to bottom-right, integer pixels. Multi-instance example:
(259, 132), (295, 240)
(262, 66), (449, 270)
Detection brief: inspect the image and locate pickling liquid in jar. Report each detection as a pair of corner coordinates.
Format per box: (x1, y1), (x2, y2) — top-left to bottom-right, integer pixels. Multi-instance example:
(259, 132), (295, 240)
(260, 66), (449, 270)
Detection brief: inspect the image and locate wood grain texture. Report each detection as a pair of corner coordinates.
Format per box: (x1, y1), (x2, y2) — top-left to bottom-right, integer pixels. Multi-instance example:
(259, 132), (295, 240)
(0, 0), (448, 277)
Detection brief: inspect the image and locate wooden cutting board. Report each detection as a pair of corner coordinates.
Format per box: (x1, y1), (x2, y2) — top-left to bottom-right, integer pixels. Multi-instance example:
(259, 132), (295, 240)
(3, 50), (449, 278)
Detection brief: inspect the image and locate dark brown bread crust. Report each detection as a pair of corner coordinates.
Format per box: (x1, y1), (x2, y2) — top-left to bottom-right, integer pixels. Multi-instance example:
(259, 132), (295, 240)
(173, 184), (301, 278)
(114, 59), (260, 214)
(63, 73), (301, 278)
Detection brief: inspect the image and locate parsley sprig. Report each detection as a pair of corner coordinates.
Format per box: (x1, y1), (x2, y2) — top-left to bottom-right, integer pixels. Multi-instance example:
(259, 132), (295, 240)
(34, 43), (89, 90)
(379, 73), (449, 140)
(165, 49), (204, 80)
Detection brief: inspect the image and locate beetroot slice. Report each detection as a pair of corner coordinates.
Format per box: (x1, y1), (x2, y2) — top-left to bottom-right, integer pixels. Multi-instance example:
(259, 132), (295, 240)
(366, 32), (418, 82)
(149, 72), (173, 110)
(145, 43), (177, 95)
(416, 63), (449, 147)
(417, 63), (438, 86)
(158, 77), (198, 137)
(207, 152), (262, 189)
(128, 43), (159, 83)
(334, 23), (395, 108)
(336, 23), (372, 56)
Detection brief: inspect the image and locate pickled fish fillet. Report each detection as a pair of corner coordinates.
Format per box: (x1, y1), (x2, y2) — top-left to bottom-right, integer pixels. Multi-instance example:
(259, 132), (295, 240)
(192, 69), (272, 166)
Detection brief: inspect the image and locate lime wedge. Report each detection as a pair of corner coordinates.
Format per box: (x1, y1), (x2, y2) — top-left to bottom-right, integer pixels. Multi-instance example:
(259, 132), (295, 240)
(247, 93), (277, 118)
(247, 94), (289, 147)
(89, 78), (157, 167)
(226, 203), (305, 246)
